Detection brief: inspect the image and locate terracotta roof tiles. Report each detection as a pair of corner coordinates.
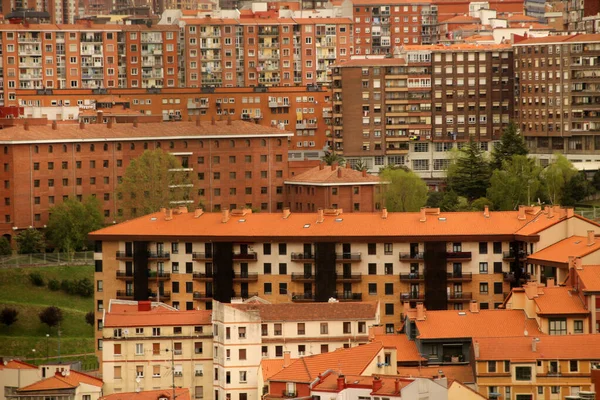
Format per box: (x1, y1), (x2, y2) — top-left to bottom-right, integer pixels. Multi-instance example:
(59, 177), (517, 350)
(370, 334), (423, 362)
(101, 388), (189, 400)
(475, 335), (600, 361)
(228, 301), (378, 322)
(261, 358), (297, 381)
(18, 370), (102, 392)
(529, 285), (588, 315)
(335, 58), (407, 67)
(104, 301), (211, 328)
(397, 365), (474, 384)
(285, 165), (381, 185)
(0, 360), (38, 370)
(527, 235), (600, 266)
(577, 265), (600, 292)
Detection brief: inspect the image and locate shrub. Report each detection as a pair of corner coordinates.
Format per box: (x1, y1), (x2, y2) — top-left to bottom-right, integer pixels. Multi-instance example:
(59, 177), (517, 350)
(0, 237), (12, 256)
(74, 278), (94, 298)
(28, 271), (44, 287)
(0, 307), (18, 327)
(60, 279), (73, 294)
(85, 311), (94, 326)
(48, 279), (61, 291)
(39, 306), (63, 329)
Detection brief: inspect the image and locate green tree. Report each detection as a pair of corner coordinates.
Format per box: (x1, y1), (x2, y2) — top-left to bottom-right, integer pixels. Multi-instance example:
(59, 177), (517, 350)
(39, 306), (63, 330)
(491, 121), (528, 170)
(425, 191), (444, 208)
(46, 197), (104, 253)
(0, 307), (18, 327)
(540, 154), (578, 205)
(562, 172), (594, 206)
(592, 170), (600, 191)
(321, 151), (345, 166)
(0, 237), (11, 256)
(487, 155), (542, 210)
(447, 137), (491, 201)
(471, 197), (493, 211)
(353, 159), (367, 172)
(380, 168), (428, 212)
(85, 311), (94, 326)
(116, 149), (199, 219)
(15, 228), (45, 254)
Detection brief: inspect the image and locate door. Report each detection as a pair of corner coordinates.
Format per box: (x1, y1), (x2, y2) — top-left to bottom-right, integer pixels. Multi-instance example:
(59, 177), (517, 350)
(205, 243), (213, 258)
(125, 261), (133, 276)
(342, 243), (351, 258)
(303, 263), (312, 278)
(343, 283), (352, 298)
(410, 243), (419, 257)
(205, 262), (213, 277)
(410, 283), (419, 298)
(241, 282), (249, 298)
(240, 263), (248, 278)
(125, 242), (133, 256)
(206, 282), (213, 297)
(410, 263), (419, 276)
(157, 242), (164, 255)
(453, 263), (462, 278)
(157, 262), (164, 274)
(126, 281), (133, 296)
(303, 243), (312, 258)
(343, 263), (352, 279)
(453, 283), (462, 298)
(240, 244), (249, 254)
(158, 281), (165, 296)
(304, 283), (312, 295)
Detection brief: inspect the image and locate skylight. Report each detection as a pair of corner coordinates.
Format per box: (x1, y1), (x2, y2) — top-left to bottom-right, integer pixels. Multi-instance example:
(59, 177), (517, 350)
(303, 224), (310, 228)
(335, 218), (343, 222)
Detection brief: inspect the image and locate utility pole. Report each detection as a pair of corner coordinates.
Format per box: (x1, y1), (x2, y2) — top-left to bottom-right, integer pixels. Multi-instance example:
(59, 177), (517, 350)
(57, 323), (61, 363)
(171, 340), (175, 400)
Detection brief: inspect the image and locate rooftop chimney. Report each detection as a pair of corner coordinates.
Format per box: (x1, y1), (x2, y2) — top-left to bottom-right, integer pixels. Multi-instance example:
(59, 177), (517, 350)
(331, 162), (337, 171)
(588, 230), (596, 246)
(337, 375), (345, 391)
(138, 300), (152, 312)
(416, 302), (425, 321)
(483, 205), (490, 218)
(319, 162), (324, 170)
(222, 208), (230, 223)
(567, 208), (574, 218)
(317, 208), (324, 223)
(79, 121), (85, 130)
(24, 121), (29, 131)
(283, 351), (291, 367)
(473, 340), (480, 358)
(381, 208), (388, 219)
(394, 379), (400, 394)
(211, 116), (216, 125)
(531, 338), (537, 352)
(419, 208), (427, 222)
(337, 167), (342, 178)
(96, 110), (103, 123)
(177, 205), (188, 214)
(165, 209), (173, 221)
(107, 118), (113, 129)
(282, 208), (291, 219)
(51, 120), (57, 130)
(546, 277), (555, 287)
(227, 115), (232, 125)
(196, 115), (201, 127)
(133, 118), (138, 128)
(372, 377), (383, 392)
(469, 300), (479, 313)
(194, 208), (204, 218)
(548, 206), (554, 218)
(518, 205), (526, 220)
(160, 207), (166, 213)
(362, 169), (367, 177)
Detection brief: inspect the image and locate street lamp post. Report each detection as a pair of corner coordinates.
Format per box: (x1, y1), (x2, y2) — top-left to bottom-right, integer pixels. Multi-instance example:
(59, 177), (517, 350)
(46, 334), (50, 361)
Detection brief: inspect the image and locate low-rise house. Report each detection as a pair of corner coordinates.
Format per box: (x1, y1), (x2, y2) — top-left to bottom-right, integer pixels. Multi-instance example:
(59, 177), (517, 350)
(571, 263), (600, 333)
(100, 388), (190, 400)
(0, 361), (41, 400)
(7, 368), (102, 400)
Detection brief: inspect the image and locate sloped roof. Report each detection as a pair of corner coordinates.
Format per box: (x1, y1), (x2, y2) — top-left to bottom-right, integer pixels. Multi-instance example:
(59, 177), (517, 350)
(285, 165), (381, 185)
(397, 365), (474, 384)
(527, 235), (600, 266)
(0, 360), (37, 370)
(18, 371), (102, 392)
(268, 342), (383, 383)
(529, 285), (588, 315)
(104, 301), (211, 328)
(370, 334), (423, 362)
(261, 358), (298, 381)
(313, 373), (413, 395)
(577, 265), (600, 292)
(414, 309), (541, 339)
(101, 388), (189, 400)
(474, 335), (600, 361)
(228, 301), (378, 322)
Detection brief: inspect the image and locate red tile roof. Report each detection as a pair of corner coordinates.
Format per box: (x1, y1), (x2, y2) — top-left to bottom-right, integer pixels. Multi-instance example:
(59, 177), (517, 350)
(90, 209), (548, 241)
(0, 120), (291, 144)
(514, 33), (600, 45)
(101, 388), (190, 400)
(576, 265), (600, 292)
(474, 335), (600, 361)
(18, 370), (102, 392)
(261, 358), (298, 381)
(268, 342), (383, 383)
(522, 284), (588, 315)
(335, 58), (407, 68)
(401, 43), (511, 51)
(414, 309), (541, 339)
(0, 360), (38, 370)
(104, 301), (211, 328)
(443, 15), (479, 24)
(313, 373), (413, 395)
(370, 334), (423, 362)
(397, 365), (474, 384)
(527, 235), (600, 266)
(285, 165), (381, 185)
(228, 301), (378, 322)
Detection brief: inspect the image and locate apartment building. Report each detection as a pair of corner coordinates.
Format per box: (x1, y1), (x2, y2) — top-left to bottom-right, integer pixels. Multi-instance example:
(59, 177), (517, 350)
(15, 86), (331, 155)
(567, 0), (600, 31)
(284, 163), (382, 212)
(101, 300), (213, 396)
(0, 23), (179, 107)
(331, 43), (513, 179)
(513, 34), (600, 164)
(474, 335), (600, 399)
(572, 264), (600, 334)
(0, 119), (292, 239)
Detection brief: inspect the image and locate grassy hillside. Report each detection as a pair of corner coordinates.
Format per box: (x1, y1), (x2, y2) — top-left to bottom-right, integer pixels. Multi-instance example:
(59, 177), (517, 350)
(0, 265), (95, 361)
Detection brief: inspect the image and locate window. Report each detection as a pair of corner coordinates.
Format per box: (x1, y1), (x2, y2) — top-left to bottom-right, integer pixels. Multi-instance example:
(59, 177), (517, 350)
(494, 282), (503, 295)
(114, 366), (121, 379)
(570, 360), (578, 372)
(279, 263), (287, 275)
(297, 323), (305, 335)
(135, 343), (143, 355)
(384, 243), (393, 255)
(239, 349), (247, 360)
(493, 242), (502, 254)
(358, 322), (366, 334)
(320, 323), (328, 334)
(549, 318), (567, 335)
(488, 361), (496, 372)
(515, 367), (532, 381)
(238, 327), (246, 339)
(574, 320), (584, 333)
(479, 282), (489, 294)
(114, 343), (122, 355)
(479, 242), (488, 254)
(385, 303), (394, 315)
(136, 365), (144, 377)
(368, 243), (377, 255)
(264, 282), (272, 295)
(279, 243), (287, 255)
(274, 323), (282, 336)
(385, 283), (393, 295)
(264, 263), (272, 274)
(152, 327), (161, 336)
(368, 263), (377, 275)
(479, 262), (488, 274)
(263, 243), (271, 255)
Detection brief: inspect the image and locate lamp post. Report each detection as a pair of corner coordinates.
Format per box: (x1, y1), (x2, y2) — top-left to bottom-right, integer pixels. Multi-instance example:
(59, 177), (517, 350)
(46, 334), (50, 361)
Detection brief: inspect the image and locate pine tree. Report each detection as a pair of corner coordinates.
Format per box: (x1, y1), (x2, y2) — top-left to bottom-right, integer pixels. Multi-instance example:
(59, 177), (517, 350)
(491, 121), (528, 170)
(447, 137), (491, 201)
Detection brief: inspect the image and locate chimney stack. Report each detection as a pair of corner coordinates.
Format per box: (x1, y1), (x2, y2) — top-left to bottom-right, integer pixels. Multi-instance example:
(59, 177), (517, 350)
(79, 121), (85, 130)
(160, 207), (166, 214)
(546, 277), (555, 287)
(165, 209), (173, 221)
(283, 351), (291, 367)
(588, 230), (596, 246)
(331, 162), (337, 171)
(227, 115), (232, 125)
(337, 375), (345, 391)
(319, 162), (324, 170)
(24, 121), (30, 131)
(222, 208), (230, 223)
(381, 208), (388, 219)
(473, 340), (480, 358)
(416, 302), (425, 321)
(567, 208), (574, 218)
(96, 110), (103, 123)
(372, 377), (383, 392)
(196, 115), (201, 127)
(282, 208), (291, 219)
(133, 118), (138, 128)
(419, 207), (427, 222)
(317, 208), (324, 223)
(211, 116), (216, 125)
(548, 206), (554, 218)
(337, 167), (342, 178)
(483, 205), (490, 218)
(194, 208), (204, 218)
(518, 205), (526, 220)
(394, 379), (400, 394)
(107, 118), (113, 129)
(362, 169), (367, 177)
(531, 338), (537, 352)
(52, 120), (57, 130)
(469, 300), (479, 313)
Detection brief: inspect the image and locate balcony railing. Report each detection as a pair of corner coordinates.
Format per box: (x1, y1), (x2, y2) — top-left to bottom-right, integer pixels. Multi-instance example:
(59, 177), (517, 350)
(399, 273), (424, 282)
(115, 251), (133, 260)
(116, 271), (134, 279)
(400, 292), (425, 300)
(446, 251), (472, 260)
(290, 252), (315, 261)
(116, 290), (134, 299)
(232, 291), (259, 298)
(193, 292), (213, 300)
(282, 391), (298, 398)
(233, 252), (258, 261)
(148, 271), (171, 280)
(291, 273), (315, 281)
(148, 251), (170, 260)
(336, 273), (362, 282)
(502, 250), (528, 260)
(233, 273), (259, 281)
(446, 272), (473, 281)
(335, 253), (362, 262)
(151, 291), (171, 299)
(399, 252), (425, 261)
(333, 292), (362, 301)
(447, 292), (472, 301)
(193, 272), (213, 281)
(292, 292), (315, 302)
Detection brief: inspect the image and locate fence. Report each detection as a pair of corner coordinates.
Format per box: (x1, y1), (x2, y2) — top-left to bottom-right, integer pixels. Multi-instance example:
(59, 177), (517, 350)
(0, 251), (94, 267)
(576, 207), (600, 220)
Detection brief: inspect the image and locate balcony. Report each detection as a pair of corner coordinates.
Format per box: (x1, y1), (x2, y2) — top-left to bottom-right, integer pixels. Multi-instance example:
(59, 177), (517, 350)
(291, 273), (315, 282)
(446, 272), (473, 282)
(399, 252), (424, 262)
(150, 291), (171, 300)
(336, 273), (362, 282)
(233, 252), (258, 261)
(115, 251), (133, 260)
(502, 250), (528, 261)
(116, 290), (134, 300)
(148, 251), (170, 260)
(400, 292), (425, 300)
(116, 271), (134, 280)
(192, 252), (213, 261)
(447, 292), (472, 302)
(193, 292), (213, 301)
(232, 291), (259, 298)
(446, 251), (472, 261)
(233, 273), (258, 282)
(148, 271), (171, 280)
(333, 292), (362, 301)
(335, 253), (362, 262)
(282, 391), (298, 398)
(193, 272), (213, 281)
(399, 273), (424, 282)
(292, 292), (315, 302)
(291, 252), (315, 262)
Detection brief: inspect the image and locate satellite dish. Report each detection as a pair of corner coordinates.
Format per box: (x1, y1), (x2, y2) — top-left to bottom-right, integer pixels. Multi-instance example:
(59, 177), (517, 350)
(3, 361), (7, 366)
(61, 371), (67, 376)
(123, 329), (129, 335)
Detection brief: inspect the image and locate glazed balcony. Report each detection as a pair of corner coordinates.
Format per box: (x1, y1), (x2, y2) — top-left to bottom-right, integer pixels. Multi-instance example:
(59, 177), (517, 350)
(233, 252), (258, 261)
(335, 253), (361, 262)
(291, 273), (315, 282)
(446, 251), (472, 261)
(446, 272), (472, 282)
(292, 292), (315, 302)
(192, 272), (213, 281)
(447, 292), (472, 302)
(336, 273), (362, 282)
(233, 273), (258, 282)
(291, 252), (315, 262)
(115, 251), (133, 260)
(399, 252), (424, 262)
(192, 252), (213, 261)
(399, 273), (424, 282)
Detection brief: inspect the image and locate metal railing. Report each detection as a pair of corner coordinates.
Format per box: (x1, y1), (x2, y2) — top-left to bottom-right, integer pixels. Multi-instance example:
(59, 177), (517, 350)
(0, 251), (94, 267)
